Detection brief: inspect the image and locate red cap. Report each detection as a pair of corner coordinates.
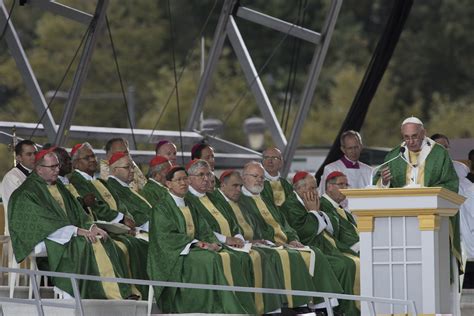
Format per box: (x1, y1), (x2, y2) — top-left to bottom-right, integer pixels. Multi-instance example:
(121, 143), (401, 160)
(185, 159), (200, 171)
(155, 140), (170, 152)
(219, 169), (236, 183)
(150, 155), (169, 168)
(326, 171), (345, 182)
(293, 171), (309, 184)
(109, 151), (128, 166)
(70, 143), (83, 157)
(35, 147), (56, 162)
(191, 143), (207, 158)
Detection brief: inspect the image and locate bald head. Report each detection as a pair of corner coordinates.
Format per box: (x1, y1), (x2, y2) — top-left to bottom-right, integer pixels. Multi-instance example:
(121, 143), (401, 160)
(262, 147), (283, 176)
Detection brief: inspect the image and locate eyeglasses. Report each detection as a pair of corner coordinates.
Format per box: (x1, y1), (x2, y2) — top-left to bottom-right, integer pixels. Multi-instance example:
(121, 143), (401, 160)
(171, 177), (188, 183)
(190, 172), (212, 179)
(263, 156), (281, 161)
(78, 154), (96, 161)
(333, 182), (349, 188)
(244, 173), (265, 181)
(40, 163), (60, 170)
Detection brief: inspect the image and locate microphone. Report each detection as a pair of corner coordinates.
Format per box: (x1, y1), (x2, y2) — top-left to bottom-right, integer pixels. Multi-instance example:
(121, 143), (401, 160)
(368, 147), (405, 187)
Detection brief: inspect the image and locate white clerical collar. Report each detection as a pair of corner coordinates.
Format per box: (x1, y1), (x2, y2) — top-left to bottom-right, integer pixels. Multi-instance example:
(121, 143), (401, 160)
(242, 185), (259, 197)
(322, 193), (340, 208)
(108, 175), (130, 187)
(74, 169), (96, 181)
(149, 178), (166, 188)
(58, 175), (69, 185)
(19, 163), (33, 173)
(264, 169), (280, 181)
(218, 189), (231, 202)
(170, 192), (186, 207)
(188, 185), (206, 198)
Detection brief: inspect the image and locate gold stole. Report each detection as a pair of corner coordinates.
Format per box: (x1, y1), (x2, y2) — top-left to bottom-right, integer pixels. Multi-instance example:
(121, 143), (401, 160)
(228, 201), (254, 240)
(199, 196), (232, 237)
(48, 186), (124, 299)
(275, 249), (293, 307)
(178, 206), (195, 238)
(270, 180), (286, 206)
(406, 150), (425, 185)
(128, 187), (152, 208)
(336, 206), (359, 234)
(91, 180), (118, 210)
(113, 240), (141, 297)
(47, 185), (66, 214)
(248, 250), (264, 314)
(252, 196), (287, 244)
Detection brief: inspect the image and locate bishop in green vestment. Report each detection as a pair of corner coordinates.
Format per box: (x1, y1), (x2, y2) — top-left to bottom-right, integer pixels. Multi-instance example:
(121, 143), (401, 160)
(282, 171), (360, 315)
(261, 147), (294, 207)
(185, 160), (292, 314)
(139, 155), (171, 205)
(374, 117), (461, 268)
(106, 152), (155, 230)
(69, 144), (148, 296)
(240, 162), (347, 312)
(148, 166), (256, 314)
(9, 150), (137, 299)
(217, 169), (344, 313)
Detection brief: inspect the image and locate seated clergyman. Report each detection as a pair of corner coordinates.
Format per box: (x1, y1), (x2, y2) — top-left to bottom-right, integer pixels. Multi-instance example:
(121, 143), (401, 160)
(147, 166), (256, 314)
(140, 155), (172, 205)
(9, 148), (139, 299)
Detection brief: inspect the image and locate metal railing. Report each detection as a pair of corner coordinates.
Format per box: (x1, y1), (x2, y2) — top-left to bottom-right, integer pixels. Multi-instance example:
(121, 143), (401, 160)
(0, 267), (417, 316)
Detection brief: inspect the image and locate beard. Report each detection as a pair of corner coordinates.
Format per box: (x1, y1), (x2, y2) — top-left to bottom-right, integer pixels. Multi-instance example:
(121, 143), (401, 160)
(247, 184), (264, 194)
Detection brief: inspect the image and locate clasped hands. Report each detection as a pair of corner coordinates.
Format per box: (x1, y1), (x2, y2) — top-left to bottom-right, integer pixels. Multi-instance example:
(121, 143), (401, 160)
(78, 225), (108, 243)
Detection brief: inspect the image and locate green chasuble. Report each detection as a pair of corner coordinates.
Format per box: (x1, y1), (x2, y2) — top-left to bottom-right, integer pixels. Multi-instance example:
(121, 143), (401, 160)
(148, 192), (256, 314)
(8, 173), (138, 299)
(139, 179), (169, 206)
(374, 140), (462, 268)
(186, 189), (283, 314)
(262, 176), (294, 207)
(320, 195), (360, 254)
(208, 190), (323, 311)
(282, 193), (360, 315)
(69, 170), (124, 222)
(238, 189), (346, 308)
(69, 170), (149, 296)
(107, 177), (153, 227)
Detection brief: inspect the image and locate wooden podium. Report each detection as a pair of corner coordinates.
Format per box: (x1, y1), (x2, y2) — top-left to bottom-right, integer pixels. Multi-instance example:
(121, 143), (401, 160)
(341, 187), (465, 315)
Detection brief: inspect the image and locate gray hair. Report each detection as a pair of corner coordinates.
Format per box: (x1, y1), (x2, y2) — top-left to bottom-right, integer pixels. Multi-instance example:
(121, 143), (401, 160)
(243, 161), (264, 173)
(188, 159), (210, 175)
(340, 130), (362, 147)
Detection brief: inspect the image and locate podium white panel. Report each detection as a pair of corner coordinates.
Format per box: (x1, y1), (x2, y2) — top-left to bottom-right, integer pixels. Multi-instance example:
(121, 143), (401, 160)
(343, 187), (464, 315)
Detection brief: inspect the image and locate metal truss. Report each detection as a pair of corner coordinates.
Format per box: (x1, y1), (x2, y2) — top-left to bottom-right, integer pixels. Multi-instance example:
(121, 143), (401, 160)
(0, 0), (342, 174)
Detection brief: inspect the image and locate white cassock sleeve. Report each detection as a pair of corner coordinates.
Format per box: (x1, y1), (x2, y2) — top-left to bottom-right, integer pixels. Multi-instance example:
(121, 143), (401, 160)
(214, 232), (227, 243)
(180, 239), (199, 255)
(110, 212), (124, 223)
(33, 225), (78, 256)
(138, 221), (149, 233)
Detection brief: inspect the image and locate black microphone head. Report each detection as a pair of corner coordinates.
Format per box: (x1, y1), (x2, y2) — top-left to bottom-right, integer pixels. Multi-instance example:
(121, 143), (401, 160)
(400, 147), (406, 154)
